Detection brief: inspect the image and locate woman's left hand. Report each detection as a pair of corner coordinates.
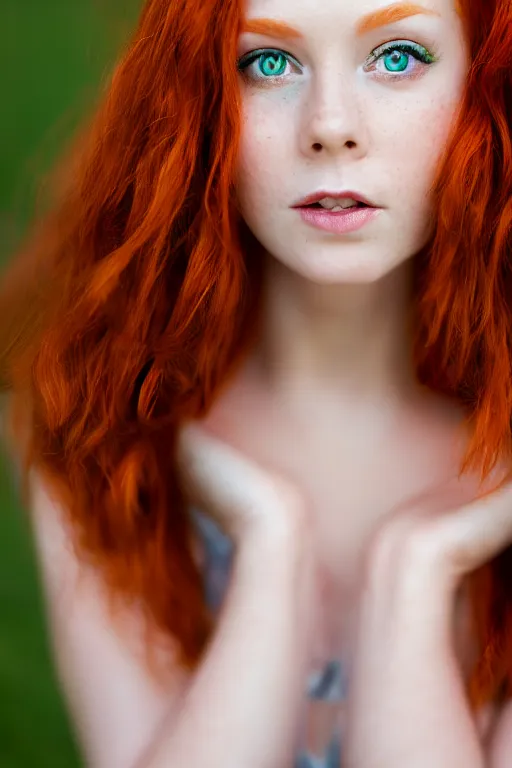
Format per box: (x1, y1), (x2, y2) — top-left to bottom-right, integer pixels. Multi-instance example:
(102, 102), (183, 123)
(366, 467), (512, 593)
(344, 469), (512, 768)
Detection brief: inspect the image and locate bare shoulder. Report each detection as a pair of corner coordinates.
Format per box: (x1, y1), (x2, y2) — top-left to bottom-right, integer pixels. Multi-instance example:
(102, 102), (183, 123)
(25, 466), (190, 768)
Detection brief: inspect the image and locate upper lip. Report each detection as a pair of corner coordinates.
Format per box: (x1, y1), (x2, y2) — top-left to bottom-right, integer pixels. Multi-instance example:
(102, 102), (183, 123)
(291, 190), (379, 208)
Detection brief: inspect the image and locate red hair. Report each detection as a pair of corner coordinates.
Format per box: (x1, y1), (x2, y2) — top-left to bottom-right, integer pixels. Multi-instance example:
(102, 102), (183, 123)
(0, 0), (511, 710)
(413, 0), (512, 708)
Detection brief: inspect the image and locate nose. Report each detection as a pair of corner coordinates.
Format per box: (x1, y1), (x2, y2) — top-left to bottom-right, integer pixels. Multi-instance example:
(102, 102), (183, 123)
(299, 72), (370, 161)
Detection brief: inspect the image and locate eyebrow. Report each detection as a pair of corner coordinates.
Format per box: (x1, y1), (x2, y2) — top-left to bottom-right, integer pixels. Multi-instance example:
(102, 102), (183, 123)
(242, 3), (441, 40)
(356, 2), (440, 34)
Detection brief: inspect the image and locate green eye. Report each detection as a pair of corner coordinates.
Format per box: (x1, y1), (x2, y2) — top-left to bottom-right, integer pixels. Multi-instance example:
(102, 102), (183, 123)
(237, 40), (437, 84)
(383, 50), (409, 73)
(259, 52), (288, 77)
(367, 40), (437, 76)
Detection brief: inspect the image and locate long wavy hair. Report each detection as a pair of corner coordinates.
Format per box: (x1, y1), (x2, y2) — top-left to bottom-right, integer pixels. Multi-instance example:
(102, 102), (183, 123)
(0, 0), (511, 711)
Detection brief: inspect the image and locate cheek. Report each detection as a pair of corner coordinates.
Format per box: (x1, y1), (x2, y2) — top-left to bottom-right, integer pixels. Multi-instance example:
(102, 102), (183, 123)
(236, 96), (294, 205)
(379, 99), (460, 203)
(416, 101), (461, 166)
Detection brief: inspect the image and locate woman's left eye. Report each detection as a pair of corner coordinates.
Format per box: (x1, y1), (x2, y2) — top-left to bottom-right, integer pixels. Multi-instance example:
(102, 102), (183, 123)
(364, 40), (437, 76)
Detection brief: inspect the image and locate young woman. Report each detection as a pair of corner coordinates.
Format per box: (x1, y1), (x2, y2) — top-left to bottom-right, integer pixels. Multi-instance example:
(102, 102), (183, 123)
(1, 0), (512, 765)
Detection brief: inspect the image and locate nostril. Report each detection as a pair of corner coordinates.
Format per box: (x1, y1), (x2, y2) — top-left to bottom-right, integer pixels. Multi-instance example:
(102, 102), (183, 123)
(312, 143), (322, 152)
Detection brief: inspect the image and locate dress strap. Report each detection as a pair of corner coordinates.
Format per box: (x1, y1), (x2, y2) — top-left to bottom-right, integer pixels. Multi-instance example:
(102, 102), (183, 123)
(190, 508), (234, 613)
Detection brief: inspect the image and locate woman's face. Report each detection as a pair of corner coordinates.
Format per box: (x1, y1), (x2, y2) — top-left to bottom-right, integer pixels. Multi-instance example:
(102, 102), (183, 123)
(235, 0), (470, 284)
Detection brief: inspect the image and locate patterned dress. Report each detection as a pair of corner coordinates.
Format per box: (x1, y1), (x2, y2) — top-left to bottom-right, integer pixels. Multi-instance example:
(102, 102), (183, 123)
(191, 509), (349, 768)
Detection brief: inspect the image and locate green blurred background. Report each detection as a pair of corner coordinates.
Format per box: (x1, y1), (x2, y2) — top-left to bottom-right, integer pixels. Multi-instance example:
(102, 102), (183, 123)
(1, 2), (140, 765)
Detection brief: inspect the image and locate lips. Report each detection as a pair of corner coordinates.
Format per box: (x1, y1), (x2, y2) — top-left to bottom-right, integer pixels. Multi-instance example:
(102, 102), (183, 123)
(291, 190), (378, 209)
(305, 201), (367, 209)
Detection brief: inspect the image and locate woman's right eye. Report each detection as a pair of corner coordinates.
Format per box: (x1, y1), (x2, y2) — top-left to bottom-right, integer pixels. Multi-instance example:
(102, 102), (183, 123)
(237, 48), (302, 82)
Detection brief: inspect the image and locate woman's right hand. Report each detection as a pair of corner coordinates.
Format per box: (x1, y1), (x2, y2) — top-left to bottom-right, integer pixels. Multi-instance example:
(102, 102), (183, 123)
(176, 421), (308, 546)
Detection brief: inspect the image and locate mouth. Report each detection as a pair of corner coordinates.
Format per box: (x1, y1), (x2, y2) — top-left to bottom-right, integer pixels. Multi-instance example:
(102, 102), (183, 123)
(302, 201), (370, 210)
(291, 190), (380, 210)
(293, 194), (381, 235)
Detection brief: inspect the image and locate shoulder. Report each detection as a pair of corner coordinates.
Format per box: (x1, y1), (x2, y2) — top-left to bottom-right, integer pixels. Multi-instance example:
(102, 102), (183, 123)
(27, 467), (190, 768)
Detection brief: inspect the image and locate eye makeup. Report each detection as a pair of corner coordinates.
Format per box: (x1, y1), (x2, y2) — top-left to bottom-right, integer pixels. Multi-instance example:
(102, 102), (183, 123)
(237, 38), (439, 85)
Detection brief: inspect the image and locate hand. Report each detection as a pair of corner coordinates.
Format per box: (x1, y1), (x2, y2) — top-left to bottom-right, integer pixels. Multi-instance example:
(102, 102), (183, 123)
(176, 421), (308, 545)
(364, 467), (512, 593)
(344, 471), (512, 768)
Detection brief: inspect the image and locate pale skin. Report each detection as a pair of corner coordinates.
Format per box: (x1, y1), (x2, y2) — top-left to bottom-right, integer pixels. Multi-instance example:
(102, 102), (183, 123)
(17, 0), (512, 766)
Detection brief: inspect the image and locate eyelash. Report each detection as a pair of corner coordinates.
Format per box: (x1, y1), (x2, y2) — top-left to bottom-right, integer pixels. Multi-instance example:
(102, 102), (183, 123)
(237, 40), (438, 83)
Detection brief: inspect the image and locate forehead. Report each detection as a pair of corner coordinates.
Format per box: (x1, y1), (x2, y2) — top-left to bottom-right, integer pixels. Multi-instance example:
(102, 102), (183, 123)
(241, 0), (456, 33)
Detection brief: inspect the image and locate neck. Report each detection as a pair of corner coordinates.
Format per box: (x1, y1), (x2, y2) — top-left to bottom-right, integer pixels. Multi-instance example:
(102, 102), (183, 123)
(249, 252), (421, 408)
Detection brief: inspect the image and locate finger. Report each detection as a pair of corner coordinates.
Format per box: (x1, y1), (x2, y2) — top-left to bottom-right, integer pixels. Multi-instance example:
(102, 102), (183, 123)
(436, 477), (512, 575)
(177, 423), (283, 522)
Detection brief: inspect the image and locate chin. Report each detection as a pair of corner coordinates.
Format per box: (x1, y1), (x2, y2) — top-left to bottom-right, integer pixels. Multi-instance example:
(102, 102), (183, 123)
(277, 245), (413, 286)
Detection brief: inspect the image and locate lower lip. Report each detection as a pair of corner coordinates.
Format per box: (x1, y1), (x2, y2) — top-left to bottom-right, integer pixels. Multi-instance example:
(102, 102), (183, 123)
(296, 205), (380, 234)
